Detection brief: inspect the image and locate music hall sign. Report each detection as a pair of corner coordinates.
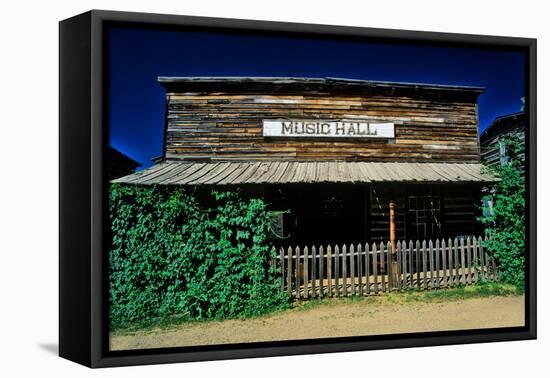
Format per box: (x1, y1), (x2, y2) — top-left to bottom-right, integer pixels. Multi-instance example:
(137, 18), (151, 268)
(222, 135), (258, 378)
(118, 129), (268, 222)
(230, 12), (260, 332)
(262, 119), (395, 139)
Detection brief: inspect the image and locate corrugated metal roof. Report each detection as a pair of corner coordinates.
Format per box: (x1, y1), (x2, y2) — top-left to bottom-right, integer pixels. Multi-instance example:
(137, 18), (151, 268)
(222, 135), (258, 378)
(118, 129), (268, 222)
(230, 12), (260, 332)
(112, 161), (498, 185)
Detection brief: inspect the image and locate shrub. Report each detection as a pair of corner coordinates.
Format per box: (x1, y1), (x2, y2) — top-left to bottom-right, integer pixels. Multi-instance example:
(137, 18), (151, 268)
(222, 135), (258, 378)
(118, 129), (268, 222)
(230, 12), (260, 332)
(108, 185), (289, 329)
(479, 135), (526, 288)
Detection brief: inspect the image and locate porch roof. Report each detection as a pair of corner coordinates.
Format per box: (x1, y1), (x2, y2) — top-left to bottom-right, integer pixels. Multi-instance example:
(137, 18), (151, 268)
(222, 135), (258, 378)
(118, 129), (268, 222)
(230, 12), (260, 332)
(112, 161), (498, 186)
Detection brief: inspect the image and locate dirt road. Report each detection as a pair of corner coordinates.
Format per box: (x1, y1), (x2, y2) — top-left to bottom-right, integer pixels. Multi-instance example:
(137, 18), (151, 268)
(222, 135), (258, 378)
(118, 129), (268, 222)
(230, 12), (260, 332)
(110, 295), (524, 351)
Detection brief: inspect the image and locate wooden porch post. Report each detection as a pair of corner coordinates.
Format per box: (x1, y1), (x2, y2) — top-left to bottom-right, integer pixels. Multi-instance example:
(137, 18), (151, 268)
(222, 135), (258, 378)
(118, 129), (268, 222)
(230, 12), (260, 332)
(389, 201), (398, 288)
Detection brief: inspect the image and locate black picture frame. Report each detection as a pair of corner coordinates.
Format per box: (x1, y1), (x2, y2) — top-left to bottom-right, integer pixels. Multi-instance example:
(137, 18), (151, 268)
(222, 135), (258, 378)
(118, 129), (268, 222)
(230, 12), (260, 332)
(59, 9), (537, 368)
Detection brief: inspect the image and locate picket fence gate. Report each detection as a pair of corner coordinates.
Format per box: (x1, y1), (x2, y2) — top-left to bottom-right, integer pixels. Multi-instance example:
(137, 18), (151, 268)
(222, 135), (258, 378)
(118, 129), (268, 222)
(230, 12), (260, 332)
(275, 236), (497, 299)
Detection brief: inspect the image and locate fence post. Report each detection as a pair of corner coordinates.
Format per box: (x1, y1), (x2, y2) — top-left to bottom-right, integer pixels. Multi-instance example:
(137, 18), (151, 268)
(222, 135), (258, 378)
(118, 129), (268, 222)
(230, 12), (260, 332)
(373, 242), (379, 294)
(441, 239), (447, 288)
(409, 240), (414, 287)
(311, 246), (317, 298)
(350, 244), (356, 296)
(395, 242), (403, 290)
(459, 238), (466, 285)
(435, 239), (440, 289)
(402, 241), (408, 289)
(357, 243), (363, 296)
(478, 236), (486, 280)
(472, 237), (479, 283)
(342, 244), (348, 297)
(335, 245), (340, 297)
(416, 240), (421, 289)
(303, 246), (309, 299)
(389, 201), (398, 289)
(422, 240), (427, 290)
(466, 237), (472, 285)
(280, 247), (285, 291)
(365, 243), (371, 295)
(381, 242), (387, 292)
(386, 241), (392, 292)
(428, 239), (435, 290)
(327, 245), (333, 297)
(287, 246), (293, 297)
(453, 237), (459, 286)
(319, 246), (324, 297)
(295, 246), (301, 299)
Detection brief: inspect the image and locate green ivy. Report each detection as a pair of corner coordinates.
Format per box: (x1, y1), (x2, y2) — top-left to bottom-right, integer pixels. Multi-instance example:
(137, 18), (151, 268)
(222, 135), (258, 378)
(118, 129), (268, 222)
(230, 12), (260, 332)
(108, 185), (289, 329)
(479, 135), (526, 288)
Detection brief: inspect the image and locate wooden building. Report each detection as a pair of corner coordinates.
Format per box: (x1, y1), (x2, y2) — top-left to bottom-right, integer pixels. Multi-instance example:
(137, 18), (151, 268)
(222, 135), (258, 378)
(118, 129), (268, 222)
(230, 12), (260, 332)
(114, 77), (497, 246)
(107, 146), (141, 180)
(480, 111), (525, 170)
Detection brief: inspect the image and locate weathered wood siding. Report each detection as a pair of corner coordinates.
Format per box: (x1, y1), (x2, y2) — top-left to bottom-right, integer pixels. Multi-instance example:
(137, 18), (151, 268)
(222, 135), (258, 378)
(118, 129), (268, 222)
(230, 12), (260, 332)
(368, 184), (482, 242)
(480, 112), (525, 170)
(164, 92), (481, 162)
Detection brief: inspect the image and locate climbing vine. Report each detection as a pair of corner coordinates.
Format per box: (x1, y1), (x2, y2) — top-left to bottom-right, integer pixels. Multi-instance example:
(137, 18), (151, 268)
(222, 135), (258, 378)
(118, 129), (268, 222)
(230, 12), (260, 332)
(108, 184), (289, 329)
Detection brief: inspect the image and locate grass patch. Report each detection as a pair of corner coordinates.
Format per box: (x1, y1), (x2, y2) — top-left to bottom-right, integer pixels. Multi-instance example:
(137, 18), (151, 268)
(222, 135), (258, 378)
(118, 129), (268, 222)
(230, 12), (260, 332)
(111, 282), (521, 335)
(395, 281), (521, 303)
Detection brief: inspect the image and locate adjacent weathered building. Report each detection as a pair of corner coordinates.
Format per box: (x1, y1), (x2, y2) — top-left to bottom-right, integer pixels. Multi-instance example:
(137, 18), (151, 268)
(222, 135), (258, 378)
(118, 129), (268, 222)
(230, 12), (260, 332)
(114, 77), (497, 246)
(480, 111), (525, 170)
(107, 146), (141, 180)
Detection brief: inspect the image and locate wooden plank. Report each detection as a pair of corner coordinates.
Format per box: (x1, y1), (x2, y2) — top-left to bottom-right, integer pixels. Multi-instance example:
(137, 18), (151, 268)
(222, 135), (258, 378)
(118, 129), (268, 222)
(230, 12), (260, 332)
(447, 238), (453, 287)
(365, 243), (371, 295)
(319, 246), (325, 297)
(357, 244), (363, 296)
(460, 238), (466, 285)
(350, 244), (356, 296)
(280, 247), (285, 291)
(342, 245), (348, 297)
(408, 240), (414, 287)
(422, 240), (428, 290)
(441, 239), (448, 288)
(416, 240), (421, 289)
(466, 237), (472, 285)
(397, 240), (403, 290)
(404, 240), (409, 289)
(373, 243), (379, 294)
(478, 236), (486, 280)
(380, 241), (386, 292)
(453, 237), (459, 286)
(303, 246), (309, 299)
(287, 246), (293, 297)
(327, 245), (333, 297)
(311, 246), (317, 298)
(386, 241), (392, 292)
(295, 246), (301, 299)
(428, 239), (435, 289)
(435, 239), (440, 288)
(335, 245), (340, 297)
(472, 237), (479, 282)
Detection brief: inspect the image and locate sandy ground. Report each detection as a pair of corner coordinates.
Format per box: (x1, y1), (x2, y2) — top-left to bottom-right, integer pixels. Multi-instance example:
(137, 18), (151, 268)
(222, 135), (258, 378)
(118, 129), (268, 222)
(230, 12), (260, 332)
(110, 295), (524, 351)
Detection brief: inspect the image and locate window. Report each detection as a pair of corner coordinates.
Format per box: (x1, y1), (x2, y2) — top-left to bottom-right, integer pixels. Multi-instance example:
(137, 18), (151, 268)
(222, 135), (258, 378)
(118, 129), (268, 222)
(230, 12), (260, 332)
(407, 196), (442, 240)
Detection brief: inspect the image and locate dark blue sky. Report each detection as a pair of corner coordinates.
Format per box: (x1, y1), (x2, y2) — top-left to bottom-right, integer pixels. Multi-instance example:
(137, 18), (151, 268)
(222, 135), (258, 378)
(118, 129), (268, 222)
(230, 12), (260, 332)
(108, 27), (526, 169)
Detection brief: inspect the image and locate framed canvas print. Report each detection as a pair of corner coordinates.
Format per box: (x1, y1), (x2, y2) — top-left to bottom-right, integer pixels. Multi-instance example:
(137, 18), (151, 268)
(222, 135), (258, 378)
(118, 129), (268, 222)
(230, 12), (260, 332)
(59, 10), (537, 368)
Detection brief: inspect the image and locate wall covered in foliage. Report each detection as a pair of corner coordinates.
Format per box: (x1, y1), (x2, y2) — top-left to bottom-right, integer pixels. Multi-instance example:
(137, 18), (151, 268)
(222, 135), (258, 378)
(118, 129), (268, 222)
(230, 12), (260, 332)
(108, 184), (288, 329)
(480, 135), (526, 288)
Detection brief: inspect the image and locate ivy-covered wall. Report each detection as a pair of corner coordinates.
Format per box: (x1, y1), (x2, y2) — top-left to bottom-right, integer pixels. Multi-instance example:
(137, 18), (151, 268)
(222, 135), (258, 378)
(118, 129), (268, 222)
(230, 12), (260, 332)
(480, 135), (526, 288)
(108, 184), (289, 329)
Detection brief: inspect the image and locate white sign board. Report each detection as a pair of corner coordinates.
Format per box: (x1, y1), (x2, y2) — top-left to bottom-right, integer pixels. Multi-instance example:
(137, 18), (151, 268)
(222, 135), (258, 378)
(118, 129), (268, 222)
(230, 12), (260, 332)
(262, 120), (395, 139)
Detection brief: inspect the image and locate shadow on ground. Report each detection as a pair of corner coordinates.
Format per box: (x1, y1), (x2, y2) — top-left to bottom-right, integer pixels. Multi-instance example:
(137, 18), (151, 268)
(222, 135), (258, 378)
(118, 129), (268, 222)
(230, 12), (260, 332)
(38, 343), (58, 355)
